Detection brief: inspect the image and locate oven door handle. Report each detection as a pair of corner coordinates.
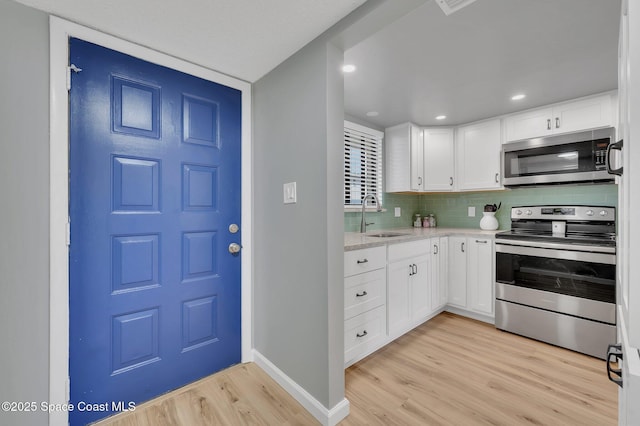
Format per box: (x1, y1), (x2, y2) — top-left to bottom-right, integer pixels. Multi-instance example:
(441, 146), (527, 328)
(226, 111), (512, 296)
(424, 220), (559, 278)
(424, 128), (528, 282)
(495, 243), (616, 265)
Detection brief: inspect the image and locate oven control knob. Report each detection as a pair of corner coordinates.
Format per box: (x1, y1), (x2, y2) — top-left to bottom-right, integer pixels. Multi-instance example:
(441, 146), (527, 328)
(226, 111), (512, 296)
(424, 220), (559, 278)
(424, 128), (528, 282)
(525, 209), (532, 216)
(515, 209), (522, 215)
(599, 210), (608, 217)
(586, 210), (594, 216)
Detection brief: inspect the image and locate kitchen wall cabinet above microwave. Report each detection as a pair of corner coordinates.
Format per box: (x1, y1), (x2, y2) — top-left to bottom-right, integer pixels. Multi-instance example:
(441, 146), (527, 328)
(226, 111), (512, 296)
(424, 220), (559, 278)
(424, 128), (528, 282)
(385, 123), (455, 193)
(503, 92), (616, 142)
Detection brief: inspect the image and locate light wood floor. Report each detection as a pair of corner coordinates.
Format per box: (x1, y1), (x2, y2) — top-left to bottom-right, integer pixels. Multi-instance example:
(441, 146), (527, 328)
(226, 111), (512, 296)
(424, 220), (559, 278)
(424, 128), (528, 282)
(96, 312), (616, 425)
(343, 312), (617, 426)
(94, 362), (318, 426)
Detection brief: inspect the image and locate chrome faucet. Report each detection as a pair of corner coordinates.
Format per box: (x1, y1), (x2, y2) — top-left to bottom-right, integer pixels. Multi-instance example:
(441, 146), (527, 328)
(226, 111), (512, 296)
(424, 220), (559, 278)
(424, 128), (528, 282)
(360, 194), (382, 233)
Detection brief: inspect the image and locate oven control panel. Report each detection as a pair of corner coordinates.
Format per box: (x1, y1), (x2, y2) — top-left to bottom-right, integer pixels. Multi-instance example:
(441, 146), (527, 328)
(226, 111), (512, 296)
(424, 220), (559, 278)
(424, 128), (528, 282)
(511, 205), (615, 221)
(541, 207), (575, 215)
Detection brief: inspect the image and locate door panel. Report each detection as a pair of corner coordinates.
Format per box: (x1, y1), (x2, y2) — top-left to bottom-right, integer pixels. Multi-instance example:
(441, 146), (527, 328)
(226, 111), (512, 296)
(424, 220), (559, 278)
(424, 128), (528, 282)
(69, 38), (241, 425)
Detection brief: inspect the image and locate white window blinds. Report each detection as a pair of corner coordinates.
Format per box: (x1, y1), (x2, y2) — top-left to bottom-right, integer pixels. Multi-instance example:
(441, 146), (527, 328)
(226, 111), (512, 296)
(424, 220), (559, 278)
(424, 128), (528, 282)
(344, 121), (383, 207)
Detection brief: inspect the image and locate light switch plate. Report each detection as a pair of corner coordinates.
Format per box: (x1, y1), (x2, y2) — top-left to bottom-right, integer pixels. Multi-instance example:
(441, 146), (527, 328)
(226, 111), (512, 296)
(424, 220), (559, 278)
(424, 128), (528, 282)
(394, 207), (401, 217)
(468, 206), (476, 217)
(283, 182), (297, 204)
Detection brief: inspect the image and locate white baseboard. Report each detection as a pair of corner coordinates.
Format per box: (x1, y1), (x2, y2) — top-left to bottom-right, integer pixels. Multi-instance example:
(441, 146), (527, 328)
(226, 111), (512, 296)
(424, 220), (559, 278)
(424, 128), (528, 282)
(253, 349), (350, 426)
(445, 305), (495, 324)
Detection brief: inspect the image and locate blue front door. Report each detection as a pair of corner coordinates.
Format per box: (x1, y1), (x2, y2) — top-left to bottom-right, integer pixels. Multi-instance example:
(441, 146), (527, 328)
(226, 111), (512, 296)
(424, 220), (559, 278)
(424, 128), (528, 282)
(69, 38), (242, 425)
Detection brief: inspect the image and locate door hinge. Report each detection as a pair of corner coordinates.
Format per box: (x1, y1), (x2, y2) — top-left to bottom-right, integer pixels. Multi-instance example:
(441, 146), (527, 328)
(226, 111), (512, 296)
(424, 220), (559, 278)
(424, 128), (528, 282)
(67, 64), (82, 91)
(66, 218), (71, 246)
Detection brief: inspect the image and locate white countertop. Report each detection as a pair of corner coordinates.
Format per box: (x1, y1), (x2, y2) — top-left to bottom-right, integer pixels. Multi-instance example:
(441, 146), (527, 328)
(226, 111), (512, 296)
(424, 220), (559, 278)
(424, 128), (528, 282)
(344, 227), (502, 251)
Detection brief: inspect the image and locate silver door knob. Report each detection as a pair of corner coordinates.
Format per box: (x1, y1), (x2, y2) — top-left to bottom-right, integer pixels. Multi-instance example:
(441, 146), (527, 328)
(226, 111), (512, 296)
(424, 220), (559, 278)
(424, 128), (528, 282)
(228, 243), (241, 254)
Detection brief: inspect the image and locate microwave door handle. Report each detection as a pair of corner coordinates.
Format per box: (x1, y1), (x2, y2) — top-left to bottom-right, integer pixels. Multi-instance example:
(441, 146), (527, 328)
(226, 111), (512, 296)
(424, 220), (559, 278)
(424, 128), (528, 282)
(606, 140), (623, 176)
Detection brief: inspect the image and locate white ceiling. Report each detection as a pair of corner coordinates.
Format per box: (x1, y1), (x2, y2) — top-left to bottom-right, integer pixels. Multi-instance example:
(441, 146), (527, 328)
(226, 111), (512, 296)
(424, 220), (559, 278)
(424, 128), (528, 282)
(345, 0), (621, 128)
(13, 0), (367, 82)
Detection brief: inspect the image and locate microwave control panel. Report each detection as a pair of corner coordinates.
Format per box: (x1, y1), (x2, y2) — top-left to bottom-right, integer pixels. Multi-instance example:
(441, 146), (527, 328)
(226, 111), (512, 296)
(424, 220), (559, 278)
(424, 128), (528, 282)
(594, 141), (609, 169)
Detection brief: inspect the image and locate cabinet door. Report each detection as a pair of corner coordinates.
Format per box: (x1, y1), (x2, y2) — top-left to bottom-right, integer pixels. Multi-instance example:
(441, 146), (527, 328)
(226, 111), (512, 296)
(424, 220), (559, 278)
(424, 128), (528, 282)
(431, 237), (448, 310)
(410, 125), (424, 191)
(385, 123), (422, 192)
(411, 255), (432, 320)
(504, 107), (553, 142)
(448, 236), (467, 308)
(423, 128), (454, 191)
(388, 260), (412, 335)
(552, 94), (613, 135)
(438, 237), (449, 308)
(456, 120), (502, 190)
(467, 238), (494, 315)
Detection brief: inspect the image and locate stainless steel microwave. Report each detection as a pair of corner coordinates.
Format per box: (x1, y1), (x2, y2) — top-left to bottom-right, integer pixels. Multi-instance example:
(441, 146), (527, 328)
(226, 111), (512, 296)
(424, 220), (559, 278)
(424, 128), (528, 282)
(502, 127), (618, 186)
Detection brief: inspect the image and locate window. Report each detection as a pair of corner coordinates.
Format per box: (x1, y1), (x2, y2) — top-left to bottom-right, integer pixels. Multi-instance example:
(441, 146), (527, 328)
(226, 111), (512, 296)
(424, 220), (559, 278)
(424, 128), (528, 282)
(344, 121), (383, 208)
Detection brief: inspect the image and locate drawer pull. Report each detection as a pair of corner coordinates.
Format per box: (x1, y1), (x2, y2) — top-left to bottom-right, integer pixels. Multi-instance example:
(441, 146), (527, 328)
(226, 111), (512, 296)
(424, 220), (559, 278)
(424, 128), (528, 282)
(476, 240), (488, 244)
(356, 330), (368, 338)
(355, 291), (368, 297)
(356, 259), (369, 264)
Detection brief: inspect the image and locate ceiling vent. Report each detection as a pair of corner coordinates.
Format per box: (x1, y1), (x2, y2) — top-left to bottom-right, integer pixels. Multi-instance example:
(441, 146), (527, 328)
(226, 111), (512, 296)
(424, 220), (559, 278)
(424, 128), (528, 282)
(435, 0), (478, 15)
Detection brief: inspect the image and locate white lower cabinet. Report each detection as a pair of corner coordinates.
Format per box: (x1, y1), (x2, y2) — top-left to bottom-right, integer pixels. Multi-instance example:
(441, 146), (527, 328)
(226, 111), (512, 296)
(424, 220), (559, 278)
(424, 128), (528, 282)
(467, 237), (494, 316)
(431, 237), (448, 311)
(448, 236), (468, 308)
(447, 236), (495, 317)
(344, 246), (387, 366)
(344, 234), (494, 366)
(388, 239), (443, 339)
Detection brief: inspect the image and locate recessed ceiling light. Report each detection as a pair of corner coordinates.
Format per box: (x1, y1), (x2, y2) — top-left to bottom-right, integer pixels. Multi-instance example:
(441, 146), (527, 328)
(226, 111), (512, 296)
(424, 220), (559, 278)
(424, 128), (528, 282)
(366, 111), (379, 117)
(511, 94), (526, 101)
(435, 115), (447, 120)
(342, 64), (356, 73)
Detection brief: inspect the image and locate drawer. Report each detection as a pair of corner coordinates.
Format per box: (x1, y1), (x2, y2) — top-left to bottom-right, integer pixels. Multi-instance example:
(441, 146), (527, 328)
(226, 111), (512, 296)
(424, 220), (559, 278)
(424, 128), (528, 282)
(344, 305), (386, 363)
(344, 246), (386, 277)
(388, 239), (430, 262)
(345, 268), (386, 320)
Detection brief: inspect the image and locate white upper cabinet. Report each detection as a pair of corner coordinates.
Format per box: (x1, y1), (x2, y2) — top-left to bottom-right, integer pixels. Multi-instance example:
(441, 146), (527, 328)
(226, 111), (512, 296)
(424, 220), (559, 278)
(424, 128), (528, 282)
(423, 128), (455, 191)
(504, 93), (615, 142)
(385, 122), (422, 192)
(385, 124), (454, 192)
(455, 119), (502, 191)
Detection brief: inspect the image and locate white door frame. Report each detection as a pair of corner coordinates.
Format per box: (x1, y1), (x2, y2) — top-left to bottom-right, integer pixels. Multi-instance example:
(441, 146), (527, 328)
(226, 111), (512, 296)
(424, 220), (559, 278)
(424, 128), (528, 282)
(49, 17), (253, 426)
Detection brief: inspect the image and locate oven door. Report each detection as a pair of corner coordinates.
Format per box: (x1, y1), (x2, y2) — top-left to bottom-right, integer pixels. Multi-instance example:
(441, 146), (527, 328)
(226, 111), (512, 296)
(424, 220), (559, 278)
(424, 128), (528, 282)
(495, 242), (616, 321)
(502, 127), (614, 186)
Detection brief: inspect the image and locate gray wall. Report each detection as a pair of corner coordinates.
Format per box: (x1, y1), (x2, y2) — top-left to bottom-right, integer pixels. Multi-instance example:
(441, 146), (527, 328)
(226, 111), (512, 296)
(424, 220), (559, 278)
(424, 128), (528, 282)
(0, 1), (50, 425)
(253, 37), (345, 408)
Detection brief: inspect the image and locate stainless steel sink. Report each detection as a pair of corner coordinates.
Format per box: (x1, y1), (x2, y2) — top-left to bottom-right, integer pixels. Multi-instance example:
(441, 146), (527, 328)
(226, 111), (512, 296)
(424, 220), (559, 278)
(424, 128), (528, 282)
(367, 232), (409, 238)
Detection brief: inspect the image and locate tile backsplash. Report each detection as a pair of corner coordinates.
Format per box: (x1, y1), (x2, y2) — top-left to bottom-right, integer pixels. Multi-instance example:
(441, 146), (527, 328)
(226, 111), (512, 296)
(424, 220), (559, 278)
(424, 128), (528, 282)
(344, 183), (618, 232)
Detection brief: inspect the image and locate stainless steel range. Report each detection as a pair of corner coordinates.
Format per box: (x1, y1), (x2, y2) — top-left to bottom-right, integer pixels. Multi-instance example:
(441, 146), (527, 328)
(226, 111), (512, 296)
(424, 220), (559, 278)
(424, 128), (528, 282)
(495, 205), (616, 359)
